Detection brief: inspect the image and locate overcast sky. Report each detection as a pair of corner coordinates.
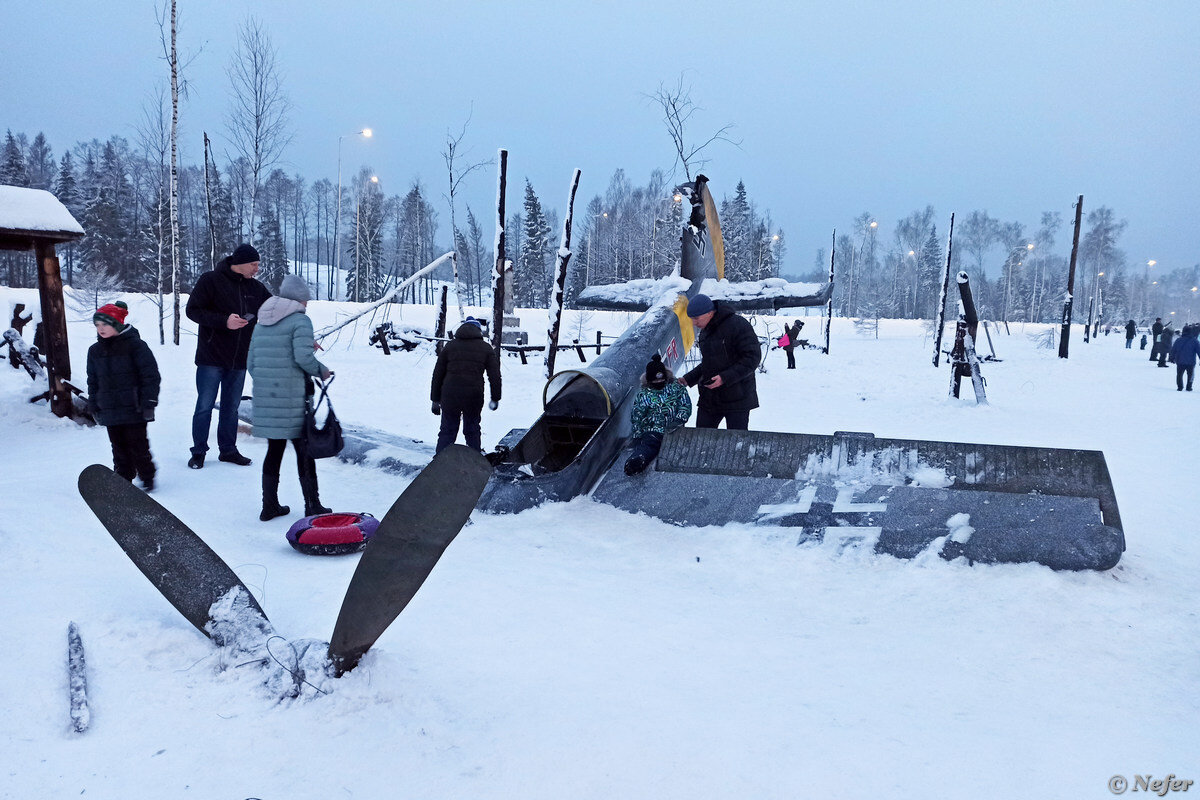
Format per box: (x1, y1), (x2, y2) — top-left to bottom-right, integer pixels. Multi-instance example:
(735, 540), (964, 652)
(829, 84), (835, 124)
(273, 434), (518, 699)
(4, 0), (1198, 275)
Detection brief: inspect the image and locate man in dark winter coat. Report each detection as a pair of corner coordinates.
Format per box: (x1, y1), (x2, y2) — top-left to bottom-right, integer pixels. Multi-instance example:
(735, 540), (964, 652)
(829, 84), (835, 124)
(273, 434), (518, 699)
(87, 302), (161, 491)
(1169, 324), (1200, 391)
(431, 317), (502, 452)
(1158, 324), (1175, 368)
(1124, 319), (1136, 349)
(680, 294), (761, 430)
(184, 243), (272, 468)
(1150, 318), (1164, 361)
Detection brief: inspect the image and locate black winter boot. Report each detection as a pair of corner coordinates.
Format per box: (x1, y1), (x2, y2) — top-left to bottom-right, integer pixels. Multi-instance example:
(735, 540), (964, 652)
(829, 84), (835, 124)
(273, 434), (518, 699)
(260, 472), (291, 522)
(299, 474), (331, 516)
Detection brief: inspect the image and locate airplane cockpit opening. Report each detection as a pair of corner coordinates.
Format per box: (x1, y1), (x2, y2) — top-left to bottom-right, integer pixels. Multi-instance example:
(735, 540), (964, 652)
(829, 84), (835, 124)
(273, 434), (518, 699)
(495, 370), (616, 474)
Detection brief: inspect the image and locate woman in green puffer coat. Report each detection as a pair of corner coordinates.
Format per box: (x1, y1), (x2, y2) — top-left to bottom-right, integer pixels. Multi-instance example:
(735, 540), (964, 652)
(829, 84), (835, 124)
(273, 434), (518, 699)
(246, 275), (332, 521)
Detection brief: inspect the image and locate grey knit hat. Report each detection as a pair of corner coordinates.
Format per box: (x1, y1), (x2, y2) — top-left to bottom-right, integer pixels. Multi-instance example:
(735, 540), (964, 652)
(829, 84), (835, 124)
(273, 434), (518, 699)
(277, 274), (310, 303)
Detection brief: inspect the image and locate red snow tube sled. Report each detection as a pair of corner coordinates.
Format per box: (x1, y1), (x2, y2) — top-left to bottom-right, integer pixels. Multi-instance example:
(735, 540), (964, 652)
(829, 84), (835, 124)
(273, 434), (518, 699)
(286, 512), (379, 556)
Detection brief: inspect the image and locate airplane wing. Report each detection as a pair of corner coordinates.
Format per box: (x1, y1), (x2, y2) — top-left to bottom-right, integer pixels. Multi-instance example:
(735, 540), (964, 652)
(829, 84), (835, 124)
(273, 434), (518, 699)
(576, 276), (832, 312)
(589, 428), (1125, 572)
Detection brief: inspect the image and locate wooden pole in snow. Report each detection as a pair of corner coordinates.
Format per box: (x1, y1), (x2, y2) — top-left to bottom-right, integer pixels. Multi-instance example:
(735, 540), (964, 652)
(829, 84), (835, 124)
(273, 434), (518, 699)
(932, 212), (955, 367)
(34, 241), (72, 418)
(203, 133), (217, 273)
(544, 169), (582, 379)
(1058, 195), (1083, 359)
(435, 285), (449, 356)
(822, 230), (834, 355)
(491, 149), (508, 354)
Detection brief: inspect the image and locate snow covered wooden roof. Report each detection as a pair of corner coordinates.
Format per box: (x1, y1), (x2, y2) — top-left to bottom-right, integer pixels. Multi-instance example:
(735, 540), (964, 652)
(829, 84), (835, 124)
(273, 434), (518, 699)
(0, 185), (84, 250)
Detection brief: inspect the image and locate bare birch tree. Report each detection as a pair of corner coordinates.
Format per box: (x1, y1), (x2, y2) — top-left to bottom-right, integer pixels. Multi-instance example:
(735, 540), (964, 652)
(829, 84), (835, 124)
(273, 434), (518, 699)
(649, 74), (739, 181)
(225, 16), (292, 237)
(441, 116), (491, 322)
(136, 85), (169, 344)
(154, 0), (194, 345)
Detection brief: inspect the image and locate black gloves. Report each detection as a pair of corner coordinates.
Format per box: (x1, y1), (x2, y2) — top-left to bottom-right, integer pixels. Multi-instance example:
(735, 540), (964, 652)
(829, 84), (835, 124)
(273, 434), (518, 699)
(143, 404), (156, 422)
(431, 401), (441, 415)
(488, 400), (499, 411)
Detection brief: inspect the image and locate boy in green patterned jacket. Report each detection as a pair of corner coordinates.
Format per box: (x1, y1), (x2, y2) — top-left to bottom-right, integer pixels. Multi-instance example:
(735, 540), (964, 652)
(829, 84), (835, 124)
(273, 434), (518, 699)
(624, 354), (692, 475)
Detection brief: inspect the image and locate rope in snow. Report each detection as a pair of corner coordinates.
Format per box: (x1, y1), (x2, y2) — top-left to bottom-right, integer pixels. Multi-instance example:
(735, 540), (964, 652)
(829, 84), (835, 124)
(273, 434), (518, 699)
(264, 635), (330, 696)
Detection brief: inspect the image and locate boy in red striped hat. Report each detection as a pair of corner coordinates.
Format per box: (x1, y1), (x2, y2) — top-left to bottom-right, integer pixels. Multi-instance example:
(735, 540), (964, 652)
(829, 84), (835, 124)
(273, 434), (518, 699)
(86, 301), (161, 491)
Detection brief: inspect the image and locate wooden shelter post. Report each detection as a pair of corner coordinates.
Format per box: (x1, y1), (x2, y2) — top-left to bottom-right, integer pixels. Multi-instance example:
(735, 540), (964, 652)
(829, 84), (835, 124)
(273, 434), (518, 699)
(34, 241), (74, 417)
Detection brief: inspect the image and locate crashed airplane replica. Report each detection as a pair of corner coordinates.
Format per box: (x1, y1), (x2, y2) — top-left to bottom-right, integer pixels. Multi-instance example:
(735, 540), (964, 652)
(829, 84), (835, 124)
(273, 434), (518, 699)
(479, 175), (1124, 572)
(77, 176), (1123, 700)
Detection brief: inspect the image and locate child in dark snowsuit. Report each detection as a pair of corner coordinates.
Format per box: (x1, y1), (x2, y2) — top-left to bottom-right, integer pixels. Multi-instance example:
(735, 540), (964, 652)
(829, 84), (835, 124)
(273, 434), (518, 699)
(430, 317), (502, 453)
(87, 302), (161, 491)
(624, 354), (692, 475)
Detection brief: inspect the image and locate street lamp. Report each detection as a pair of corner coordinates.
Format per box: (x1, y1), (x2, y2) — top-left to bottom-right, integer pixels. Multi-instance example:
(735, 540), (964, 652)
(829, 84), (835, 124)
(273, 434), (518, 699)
(333, 128), (372, 301)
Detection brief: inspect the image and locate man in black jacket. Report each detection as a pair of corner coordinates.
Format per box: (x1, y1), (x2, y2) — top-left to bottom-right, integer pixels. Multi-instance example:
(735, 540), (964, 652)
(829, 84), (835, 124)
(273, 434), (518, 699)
(680, 294), (761, 430)
(184, 244), (272, 468)
(1150, 318), (1164, 362)
(430, 317), (502, 452)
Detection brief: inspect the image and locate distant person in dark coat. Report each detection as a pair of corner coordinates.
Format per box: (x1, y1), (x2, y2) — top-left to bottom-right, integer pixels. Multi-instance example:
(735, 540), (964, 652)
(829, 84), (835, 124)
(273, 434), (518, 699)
(247, 275), (332, 520)
(1158, 324), (1175, 367)
(1169, 325), (1200, 391)
(780, 319), (804, 369)
(87, 302), (161, 491)
(185, 243), (272, 469)
(1150, 318), (1164, 361)
(624, 354), (692, 475)
(1140, 333), (1148, 350)
(431, 317), (502, 453)
(1125, 319), (1136, 349)
(680, 294), (761, 430)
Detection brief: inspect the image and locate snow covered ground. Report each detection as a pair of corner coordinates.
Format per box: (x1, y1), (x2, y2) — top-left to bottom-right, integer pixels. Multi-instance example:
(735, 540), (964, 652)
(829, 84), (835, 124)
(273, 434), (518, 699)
(1, 287), (1195, 799)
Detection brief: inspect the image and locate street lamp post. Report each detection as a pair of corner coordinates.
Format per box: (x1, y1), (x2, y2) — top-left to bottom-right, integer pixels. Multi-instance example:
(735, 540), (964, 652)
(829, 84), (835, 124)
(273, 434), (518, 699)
(906, 249), (919, 317)
(333, 128), (372, 301)
(1145, 260), (1157, 319)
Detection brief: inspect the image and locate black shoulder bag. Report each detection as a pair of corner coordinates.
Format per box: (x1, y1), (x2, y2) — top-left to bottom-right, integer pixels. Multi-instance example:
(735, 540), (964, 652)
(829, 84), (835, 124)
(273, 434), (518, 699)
(304, 376), (344, 459)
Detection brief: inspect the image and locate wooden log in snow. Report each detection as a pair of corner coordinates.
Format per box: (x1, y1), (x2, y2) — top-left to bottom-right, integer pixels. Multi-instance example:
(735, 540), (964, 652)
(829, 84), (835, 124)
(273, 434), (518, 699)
(68, 621), (90, 733)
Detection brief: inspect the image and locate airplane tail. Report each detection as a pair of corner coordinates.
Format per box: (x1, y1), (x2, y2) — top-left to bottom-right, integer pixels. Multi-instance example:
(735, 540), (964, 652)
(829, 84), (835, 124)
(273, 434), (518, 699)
(678, 174), (723, 290)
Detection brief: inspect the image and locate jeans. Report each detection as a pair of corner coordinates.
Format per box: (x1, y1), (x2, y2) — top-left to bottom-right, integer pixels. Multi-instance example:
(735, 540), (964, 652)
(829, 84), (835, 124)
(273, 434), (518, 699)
(1125, 338), (1133, 348)
(191, 366), (247, 455)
